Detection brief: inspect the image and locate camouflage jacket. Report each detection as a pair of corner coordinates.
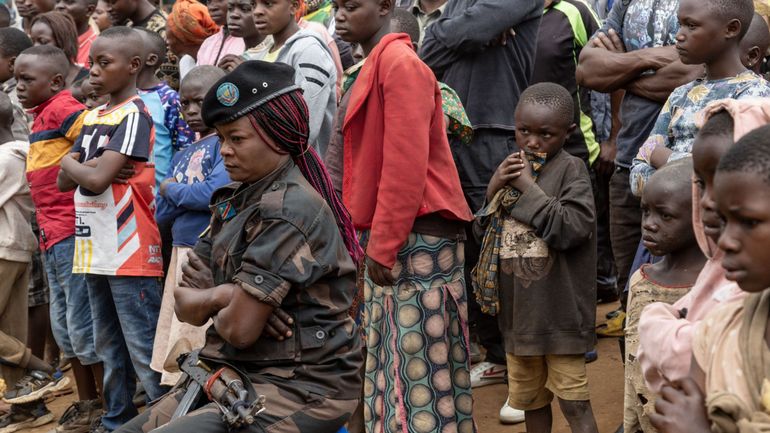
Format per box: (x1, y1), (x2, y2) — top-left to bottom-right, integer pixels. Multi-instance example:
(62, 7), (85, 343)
(195, 161), (362, 400)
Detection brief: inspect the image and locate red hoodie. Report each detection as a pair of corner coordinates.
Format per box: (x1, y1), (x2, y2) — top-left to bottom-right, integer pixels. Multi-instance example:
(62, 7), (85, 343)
(343, 33), (472, 268)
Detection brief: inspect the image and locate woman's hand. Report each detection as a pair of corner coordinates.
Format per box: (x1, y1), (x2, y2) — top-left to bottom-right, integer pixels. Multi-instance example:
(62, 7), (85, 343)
(366, 256), (395, 287)
(649, 378), (711, 433)
(263, 308), (294, 340)
(181, 250), (215, 289)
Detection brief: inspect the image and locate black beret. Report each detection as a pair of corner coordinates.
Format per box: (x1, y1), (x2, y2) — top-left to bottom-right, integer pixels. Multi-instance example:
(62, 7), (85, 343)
(202, 60), (301, 127)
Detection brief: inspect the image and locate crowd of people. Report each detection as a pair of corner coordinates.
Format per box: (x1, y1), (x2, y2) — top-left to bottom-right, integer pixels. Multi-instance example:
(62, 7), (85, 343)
(0, 0), (769, 432)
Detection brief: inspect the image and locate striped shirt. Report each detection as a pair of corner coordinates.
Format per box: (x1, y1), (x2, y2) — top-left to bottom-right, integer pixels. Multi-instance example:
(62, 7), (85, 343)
(72, 96), (163, 276)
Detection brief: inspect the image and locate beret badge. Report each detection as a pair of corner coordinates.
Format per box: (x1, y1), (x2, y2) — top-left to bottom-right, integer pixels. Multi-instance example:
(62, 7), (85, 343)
(216, 82), (239, 107)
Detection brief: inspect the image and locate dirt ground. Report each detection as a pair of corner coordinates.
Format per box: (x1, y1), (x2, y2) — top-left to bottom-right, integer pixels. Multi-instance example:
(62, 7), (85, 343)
(25, 303), (624, 433)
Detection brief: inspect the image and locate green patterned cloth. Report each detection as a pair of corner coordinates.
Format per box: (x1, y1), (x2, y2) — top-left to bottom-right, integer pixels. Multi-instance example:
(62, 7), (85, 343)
(439, 82), (473, 145)
(472, 152), (547, 315)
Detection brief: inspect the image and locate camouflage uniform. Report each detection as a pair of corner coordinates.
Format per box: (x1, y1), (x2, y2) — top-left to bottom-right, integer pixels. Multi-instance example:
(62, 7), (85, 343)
(116, 161), (363, 433)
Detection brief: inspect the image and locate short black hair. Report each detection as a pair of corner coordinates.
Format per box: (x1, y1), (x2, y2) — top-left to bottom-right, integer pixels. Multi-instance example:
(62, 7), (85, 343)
(0, 92), (13, 128)
(0, 4), (11, 28)
(391, 8), (420, 46)
(96, 26), (145, 59)
(181, 65), (225, 92)
(698, 109), (734, 141)
(649, 157), (695, 193)
(706, 0), (755, 39)
(30, 12), (79, 63)
(134, 27), (167, 64)
(517, 82), (574, 127)
(18, 45), (70, 77)
(0, 28), (33, 58)
(717, 124), (770, 185)
(742, 13), (770, 51)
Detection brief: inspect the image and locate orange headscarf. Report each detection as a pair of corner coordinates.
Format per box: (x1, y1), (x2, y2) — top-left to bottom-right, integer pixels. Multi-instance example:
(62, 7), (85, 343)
(167, 0), (220, 46)
(295, 0), (306, 21)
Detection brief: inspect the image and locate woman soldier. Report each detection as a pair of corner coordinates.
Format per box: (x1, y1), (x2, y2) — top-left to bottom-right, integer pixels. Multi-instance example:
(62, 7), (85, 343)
(116, 60), (364, 433)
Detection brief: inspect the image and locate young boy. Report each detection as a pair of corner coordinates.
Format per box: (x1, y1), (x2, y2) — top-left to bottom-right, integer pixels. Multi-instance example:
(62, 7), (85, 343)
(14, 45), (105, 432)
(630, 0), (770, 197)
(0, 28), (32, 141)
(107, 0), (179, 89)
(150, 65), (229, 386)
(334, 0), (475, 431)
(623, 159), (705, 433)
(740, 13), (770, 73)
(479, 83), (599, 433)
(251, 0), (336, 155)
(57, 26), (164, 433)
(54, 0), (97, 67)
(135, 27), (195, 188)
(649, 124), (770, 433)
(0, 91), (55, 433)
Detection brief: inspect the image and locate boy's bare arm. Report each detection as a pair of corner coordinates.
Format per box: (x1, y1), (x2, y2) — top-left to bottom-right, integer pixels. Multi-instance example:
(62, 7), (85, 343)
(59, 150), (131, 194)
(57, 153), (81, 192)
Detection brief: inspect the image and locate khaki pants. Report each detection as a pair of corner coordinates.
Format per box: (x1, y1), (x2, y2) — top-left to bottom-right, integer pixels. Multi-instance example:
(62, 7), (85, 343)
(0, 260), (31, 387)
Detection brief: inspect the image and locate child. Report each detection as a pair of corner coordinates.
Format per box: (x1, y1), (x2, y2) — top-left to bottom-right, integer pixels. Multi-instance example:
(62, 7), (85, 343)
(0, 27), (33, 141)
(53, 0), (98, 67)
(14, 44), (104, 432)
(335, 1), (475, 431)
(135, 27), (195, 188)
(93, 0), (111, 31)
(250, 0), (336, 155)
(107, 0), (180, 89)
(623, 159), (706, 433)
(637, 101), (770, 395)
(476, 82), (597, 433)
(29, 11), (89, 86)
(649, 125), (770, 433)
(165, 0), (219, 79)
(80, 77), (109, 108)
(57, 26), (164, 432)
(740, 13), (770, 73)
(195, 0), (244, 66)
(0, 91), (56, 433)
(150, 65), (229, 386)
(630, 0), (770, 197)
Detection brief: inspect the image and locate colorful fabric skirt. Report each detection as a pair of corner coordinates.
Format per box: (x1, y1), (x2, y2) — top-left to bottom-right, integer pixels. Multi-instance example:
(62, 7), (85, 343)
(363, 233), (476, 433)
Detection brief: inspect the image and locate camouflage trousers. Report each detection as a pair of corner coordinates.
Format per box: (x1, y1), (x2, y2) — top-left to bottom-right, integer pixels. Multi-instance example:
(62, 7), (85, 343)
(115, 381), (358, 433)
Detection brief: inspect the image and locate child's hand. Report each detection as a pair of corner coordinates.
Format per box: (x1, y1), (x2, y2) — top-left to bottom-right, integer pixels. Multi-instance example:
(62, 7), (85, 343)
(509, 151), (535, 192)
(487, 153), (527, 201)
(218, 54), (244, 72)
(649, 378), (711, 433)
(159, 177), (176, 197)
(113, 161), (135, 184)
(181, 250), (215, 290)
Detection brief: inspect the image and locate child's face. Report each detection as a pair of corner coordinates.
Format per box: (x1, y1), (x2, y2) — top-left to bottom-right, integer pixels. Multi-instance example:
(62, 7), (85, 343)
(30, 21), (55, 47)
(55, 0), (94, 31)
(14, 55), (62, 108)
(207, 0), (228, 26)
(106, 0), (134, 25)
(253, 0), (295, 36)
(227, 0), (258, 39)
(714, 170), (770, 292)
(513, 103), (573, 159)
(675, 0), (740, 65)
(693, 133), (732, 243)
(333, 0), (385, 44)
(88, 37), (140, 97)
(179, 78), (211, 134)
(640, 176), (695, 257)
(93, 0), (113, 31)
(80, 80), (108, 108)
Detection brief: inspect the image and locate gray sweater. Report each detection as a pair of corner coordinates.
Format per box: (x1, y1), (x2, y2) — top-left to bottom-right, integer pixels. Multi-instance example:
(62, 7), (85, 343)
(252, 30), (337, 155)
(420, 0), (544, 130)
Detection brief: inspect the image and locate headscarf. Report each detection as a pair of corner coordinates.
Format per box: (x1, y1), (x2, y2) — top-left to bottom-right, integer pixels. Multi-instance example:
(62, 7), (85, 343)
(167, 0), (219, 46)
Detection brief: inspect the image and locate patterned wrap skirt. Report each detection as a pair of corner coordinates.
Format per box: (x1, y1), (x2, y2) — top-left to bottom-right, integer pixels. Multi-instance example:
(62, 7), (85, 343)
(362, 233), (476, 433)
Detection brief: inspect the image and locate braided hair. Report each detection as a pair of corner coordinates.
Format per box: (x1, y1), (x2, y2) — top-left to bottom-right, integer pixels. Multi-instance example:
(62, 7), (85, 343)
(246, 90), (364, 265)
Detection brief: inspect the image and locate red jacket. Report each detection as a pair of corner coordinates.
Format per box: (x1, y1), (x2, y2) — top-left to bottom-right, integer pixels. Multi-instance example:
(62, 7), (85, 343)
(343, 33), (472, 269)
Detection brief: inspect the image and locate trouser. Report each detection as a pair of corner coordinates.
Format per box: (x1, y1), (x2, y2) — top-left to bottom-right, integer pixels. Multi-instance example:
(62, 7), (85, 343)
(592, 168), (618, 298)
(609, 167), (642, 310)
(0, 260), (30, 386)
(452, 128), (517, 366)
(86, 274), (164, 431)
(45, 236), (99, 365)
